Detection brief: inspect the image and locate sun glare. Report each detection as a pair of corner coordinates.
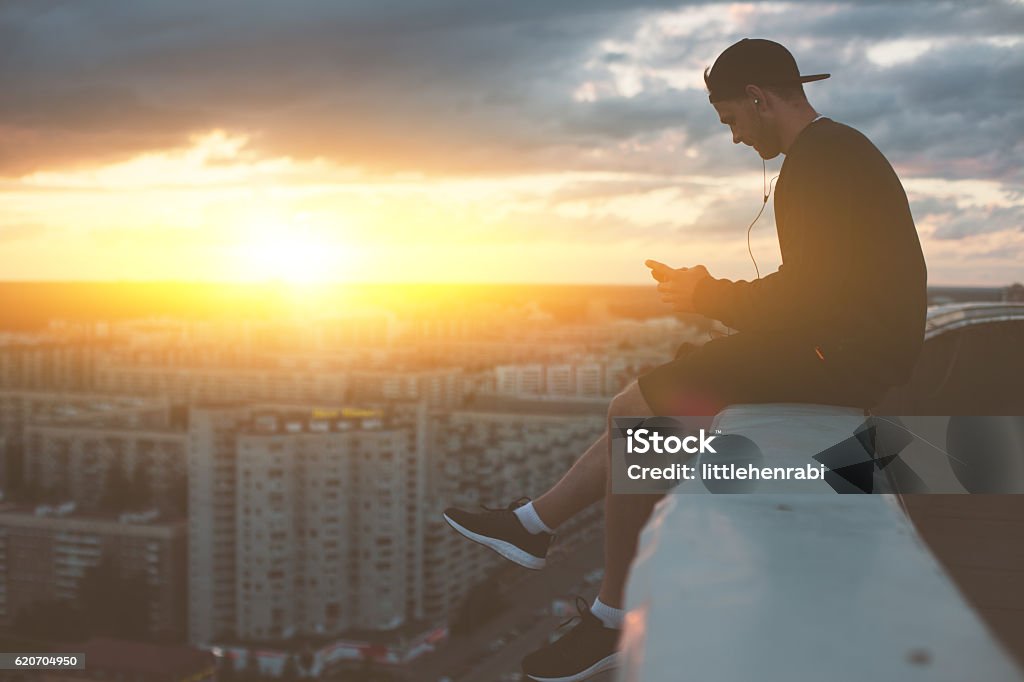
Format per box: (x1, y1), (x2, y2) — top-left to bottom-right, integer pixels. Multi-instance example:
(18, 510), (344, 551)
(240, 219), (337, 284)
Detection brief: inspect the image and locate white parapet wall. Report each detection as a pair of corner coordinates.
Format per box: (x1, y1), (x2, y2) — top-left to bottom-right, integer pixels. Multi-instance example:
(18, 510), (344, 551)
(618, 404), (1024, 682)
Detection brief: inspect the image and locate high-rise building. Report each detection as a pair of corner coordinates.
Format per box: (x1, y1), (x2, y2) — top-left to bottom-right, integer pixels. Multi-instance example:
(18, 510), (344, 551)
(494, 361), (620, 398)
(187, 403), (428, 645)
(187, 404), (249, 645)
(0, 339), (97, 391)
(0, 390), (170, 494)
(95, 364), (350, 404)
(23, 422), (187, 515)
(348, 368), (464, 406)
(234, 409), (414, 638)
(0, 503), (187, 640)
(420, 407), (604, 622)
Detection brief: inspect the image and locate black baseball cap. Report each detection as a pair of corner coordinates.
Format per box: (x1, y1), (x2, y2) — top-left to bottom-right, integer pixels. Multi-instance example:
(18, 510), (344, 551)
(705, 38), (829, 103)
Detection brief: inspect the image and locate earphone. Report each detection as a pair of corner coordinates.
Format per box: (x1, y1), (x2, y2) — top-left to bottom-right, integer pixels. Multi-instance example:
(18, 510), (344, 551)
(746, 159), (779, 280)
(719, 156), (778, 340)
(745, 95), (772, 278)
(719, 93), (775, 339)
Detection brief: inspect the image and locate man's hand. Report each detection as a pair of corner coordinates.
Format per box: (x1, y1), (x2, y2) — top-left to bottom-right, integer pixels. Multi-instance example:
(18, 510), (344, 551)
(645, 260), (711, 313)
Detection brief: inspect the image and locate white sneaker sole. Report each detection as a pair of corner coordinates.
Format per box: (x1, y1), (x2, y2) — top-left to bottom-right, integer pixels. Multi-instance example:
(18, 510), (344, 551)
(525, 652), (620, 682)
(442, 513), (546, 570)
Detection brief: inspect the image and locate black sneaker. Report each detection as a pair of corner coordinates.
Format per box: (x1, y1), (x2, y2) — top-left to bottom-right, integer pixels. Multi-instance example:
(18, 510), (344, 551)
(522, 597), (620, 681)
(442, 498), (553, 570)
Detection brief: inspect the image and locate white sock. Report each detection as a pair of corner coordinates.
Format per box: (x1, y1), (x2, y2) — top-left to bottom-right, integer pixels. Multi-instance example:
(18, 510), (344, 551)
(591, 598), (625, 630)
(513, 501), (555, 535)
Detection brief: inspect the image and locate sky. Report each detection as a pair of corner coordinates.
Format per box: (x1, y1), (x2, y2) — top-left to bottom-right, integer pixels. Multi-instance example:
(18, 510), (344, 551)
(1, 0), (1022, 285)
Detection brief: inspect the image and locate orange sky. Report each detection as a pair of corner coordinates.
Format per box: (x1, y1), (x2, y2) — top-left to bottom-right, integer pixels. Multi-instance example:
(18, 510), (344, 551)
(1, 3), (1021, 286)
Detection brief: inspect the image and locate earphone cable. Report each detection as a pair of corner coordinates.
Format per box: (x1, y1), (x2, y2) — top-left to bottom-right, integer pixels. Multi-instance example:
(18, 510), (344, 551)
(747, 158), (779, 280)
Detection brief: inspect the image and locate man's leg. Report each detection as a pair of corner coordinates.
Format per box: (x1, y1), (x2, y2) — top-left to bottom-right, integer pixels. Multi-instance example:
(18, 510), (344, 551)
(531, 430), (608, 529)
(598, 381), (659, 609)
(521, 381), (658, 681)
(444, 376), (650, 570)
(442, 405), (617, 570)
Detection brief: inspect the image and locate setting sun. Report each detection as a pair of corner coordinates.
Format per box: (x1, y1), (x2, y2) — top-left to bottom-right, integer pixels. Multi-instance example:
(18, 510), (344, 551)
(239, 218), (337, 284)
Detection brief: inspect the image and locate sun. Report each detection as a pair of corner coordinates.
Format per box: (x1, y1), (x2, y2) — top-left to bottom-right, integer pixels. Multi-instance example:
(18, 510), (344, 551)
(239, 219), (336, 284)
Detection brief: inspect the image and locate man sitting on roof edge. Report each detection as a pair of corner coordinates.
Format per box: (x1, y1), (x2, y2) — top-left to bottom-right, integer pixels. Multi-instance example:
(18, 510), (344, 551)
(443, 38), (927, 682)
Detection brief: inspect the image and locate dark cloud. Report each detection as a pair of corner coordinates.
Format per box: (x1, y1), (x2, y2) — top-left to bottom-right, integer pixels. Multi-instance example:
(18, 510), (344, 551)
(795, 1), (1024, 43)
(935, 205), (1023, 240)
(809, 38), (1024, 184)
(913, 197), (1024, 240)
(560, 91), (695, 141)
(0, 1), (663, 175)
(0, 0), (1021, 196)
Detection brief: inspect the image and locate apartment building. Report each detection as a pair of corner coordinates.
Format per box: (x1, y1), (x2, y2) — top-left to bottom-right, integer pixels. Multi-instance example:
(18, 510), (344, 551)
(421, 408), (604, 621)
(95, 363), (350, 404)
(0, 504), (187, 640)
(0, 390), (170, 493)
(23, 422), (187, 515)
(187, 403), (428, 646)
(348, 368), (465, 407)
(0, 339), (97, 391)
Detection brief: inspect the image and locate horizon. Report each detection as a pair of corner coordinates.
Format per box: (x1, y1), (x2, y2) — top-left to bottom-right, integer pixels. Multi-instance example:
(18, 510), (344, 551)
(0, 280), (1013, 290)
(0, 280), (1012, 334)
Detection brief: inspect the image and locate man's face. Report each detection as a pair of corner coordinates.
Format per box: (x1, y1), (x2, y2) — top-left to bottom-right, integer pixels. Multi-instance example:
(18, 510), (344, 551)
(712, 98), (781, 160)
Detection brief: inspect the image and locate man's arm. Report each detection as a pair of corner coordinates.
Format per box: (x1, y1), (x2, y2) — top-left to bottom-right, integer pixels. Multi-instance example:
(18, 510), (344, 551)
(647, 259), (793, 332)
(646, 261), (712, 313)
(659, 138), (864, 332)
(691, 267), (795, 332)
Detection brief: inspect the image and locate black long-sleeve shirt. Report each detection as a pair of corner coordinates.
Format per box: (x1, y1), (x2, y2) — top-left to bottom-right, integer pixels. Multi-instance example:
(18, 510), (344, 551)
(693, 118), (927, 388)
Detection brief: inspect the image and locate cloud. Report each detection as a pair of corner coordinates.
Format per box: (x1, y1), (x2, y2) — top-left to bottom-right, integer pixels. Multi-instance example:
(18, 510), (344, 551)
(3, 1), (1021, 182)
(0, 1), (660, 175)
(1, 0), (1022, 269)
(920, 200), (1024, 241)
(561, 1), (1024, 182)
(810, 39), (1024, 184)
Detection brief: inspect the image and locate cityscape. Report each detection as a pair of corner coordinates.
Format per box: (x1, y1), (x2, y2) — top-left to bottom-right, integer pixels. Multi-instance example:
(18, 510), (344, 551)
(0, 282), (726, 681)
(2, 281), (1020, 681)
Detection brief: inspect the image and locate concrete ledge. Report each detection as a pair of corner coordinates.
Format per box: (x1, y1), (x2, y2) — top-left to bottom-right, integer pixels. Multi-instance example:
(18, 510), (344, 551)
(618, 405), (1024, 682)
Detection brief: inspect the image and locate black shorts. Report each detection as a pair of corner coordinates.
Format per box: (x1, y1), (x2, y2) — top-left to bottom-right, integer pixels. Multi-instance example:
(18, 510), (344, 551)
(636, 332), (885, 417)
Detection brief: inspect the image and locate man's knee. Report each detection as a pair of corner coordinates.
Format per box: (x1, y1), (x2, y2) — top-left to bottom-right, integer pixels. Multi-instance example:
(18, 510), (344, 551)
(608, 380), (654, 419)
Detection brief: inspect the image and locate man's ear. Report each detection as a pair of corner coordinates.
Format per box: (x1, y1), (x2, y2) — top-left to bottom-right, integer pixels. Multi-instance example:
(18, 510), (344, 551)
(745, 84), (767, 111)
